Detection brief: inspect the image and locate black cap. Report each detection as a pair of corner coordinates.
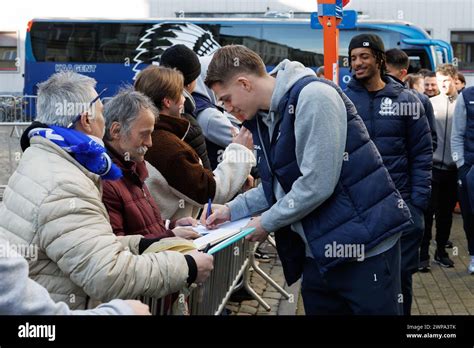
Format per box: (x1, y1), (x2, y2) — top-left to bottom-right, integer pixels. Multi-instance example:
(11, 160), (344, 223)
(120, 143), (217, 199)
(348, 34), (385, 56)
(160, 44), (201, 86)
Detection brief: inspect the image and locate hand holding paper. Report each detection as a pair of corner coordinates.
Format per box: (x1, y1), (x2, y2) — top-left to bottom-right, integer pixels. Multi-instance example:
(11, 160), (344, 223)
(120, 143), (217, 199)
(244, 216), (270, 243)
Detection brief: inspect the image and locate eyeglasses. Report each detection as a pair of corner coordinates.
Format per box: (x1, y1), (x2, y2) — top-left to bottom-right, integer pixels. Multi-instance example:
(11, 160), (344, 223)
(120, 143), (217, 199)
(67, 88), (107, 129)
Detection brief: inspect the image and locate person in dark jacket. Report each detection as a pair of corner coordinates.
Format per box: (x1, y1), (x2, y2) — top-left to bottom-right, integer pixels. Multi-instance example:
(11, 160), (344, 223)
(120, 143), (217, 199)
(201, 45), (413, 315)
(345, 34), (433, 315)
(385, 49), (455, 272)
(385, 49), (437, 152)
(160, 44), (212, 170)
(101, 88), (201, 240)
(451, 86), (474, 274)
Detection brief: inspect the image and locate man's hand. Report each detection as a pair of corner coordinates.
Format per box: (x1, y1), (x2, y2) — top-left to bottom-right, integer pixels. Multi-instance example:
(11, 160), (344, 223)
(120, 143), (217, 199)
(124, 300), (151, 315)
(174, 217), (199, 227)
(200, 203), (231, 229)
(232, 127), (253, 150)
(187, 250), (214, 284)
(172, 227), (200, 240)
(245, 216), (269, 243)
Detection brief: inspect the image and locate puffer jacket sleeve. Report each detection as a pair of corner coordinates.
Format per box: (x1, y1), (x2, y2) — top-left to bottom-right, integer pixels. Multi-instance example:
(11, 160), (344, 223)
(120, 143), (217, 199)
(36, 182), (189, 302)
(405, 92), (433, 211)
(101, 181), (126, 236)
(213, 143), (256, 204)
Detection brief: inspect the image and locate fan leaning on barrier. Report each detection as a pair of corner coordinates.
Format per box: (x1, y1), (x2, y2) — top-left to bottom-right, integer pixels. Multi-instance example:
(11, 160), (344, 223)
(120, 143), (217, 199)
(139, 226), (289, 315)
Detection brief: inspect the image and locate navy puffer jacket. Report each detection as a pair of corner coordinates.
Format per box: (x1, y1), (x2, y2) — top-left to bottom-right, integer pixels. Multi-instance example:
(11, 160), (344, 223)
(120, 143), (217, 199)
(345, 76), (433, 211)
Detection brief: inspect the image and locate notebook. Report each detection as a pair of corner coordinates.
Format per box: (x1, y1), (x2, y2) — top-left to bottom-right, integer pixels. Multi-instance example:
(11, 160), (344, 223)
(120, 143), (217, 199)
(192, 217), (252, 250)
(142, 217), (253, 254)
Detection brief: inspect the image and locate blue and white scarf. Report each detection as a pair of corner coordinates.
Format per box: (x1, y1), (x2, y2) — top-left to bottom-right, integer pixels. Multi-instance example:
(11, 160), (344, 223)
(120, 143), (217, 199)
(28, 126), (122, 180)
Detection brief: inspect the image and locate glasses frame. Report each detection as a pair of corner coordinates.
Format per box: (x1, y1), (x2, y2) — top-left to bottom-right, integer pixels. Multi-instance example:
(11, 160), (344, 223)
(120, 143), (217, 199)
(67, 88), (107, 129)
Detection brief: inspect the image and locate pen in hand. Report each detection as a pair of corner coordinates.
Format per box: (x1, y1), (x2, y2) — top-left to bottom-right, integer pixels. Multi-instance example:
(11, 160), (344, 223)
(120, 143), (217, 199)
(206, 198), (212, 220)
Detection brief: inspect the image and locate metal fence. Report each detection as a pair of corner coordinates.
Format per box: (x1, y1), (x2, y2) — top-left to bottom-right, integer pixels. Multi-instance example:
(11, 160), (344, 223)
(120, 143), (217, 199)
(0, 95), (36, 123)
(140, 237), (290, 316)
(0, 95), (36, 197)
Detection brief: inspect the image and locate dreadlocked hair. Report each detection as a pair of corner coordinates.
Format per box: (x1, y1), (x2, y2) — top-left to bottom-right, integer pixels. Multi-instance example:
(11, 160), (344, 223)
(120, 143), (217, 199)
(375, 50), (387, 76)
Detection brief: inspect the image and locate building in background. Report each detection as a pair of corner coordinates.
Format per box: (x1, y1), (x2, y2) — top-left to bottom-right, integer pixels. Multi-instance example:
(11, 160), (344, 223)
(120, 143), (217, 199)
(3, 0), (474, 94)
(150, 0), (474, 84)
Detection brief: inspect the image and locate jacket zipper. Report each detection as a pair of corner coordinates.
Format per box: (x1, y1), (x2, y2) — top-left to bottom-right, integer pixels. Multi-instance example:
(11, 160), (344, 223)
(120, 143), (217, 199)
(369, 95), (375, 139)
(257, 118), (274, 177)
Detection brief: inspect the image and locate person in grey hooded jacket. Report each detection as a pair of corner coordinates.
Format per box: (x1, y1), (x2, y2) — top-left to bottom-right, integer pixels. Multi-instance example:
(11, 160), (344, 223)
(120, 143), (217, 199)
(200, 45), (412, 315)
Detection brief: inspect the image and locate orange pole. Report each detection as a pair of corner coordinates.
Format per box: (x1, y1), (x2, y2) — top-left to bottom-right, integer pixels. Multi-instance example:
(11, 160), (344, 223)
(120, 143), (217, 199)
(317, 0), (343, 84)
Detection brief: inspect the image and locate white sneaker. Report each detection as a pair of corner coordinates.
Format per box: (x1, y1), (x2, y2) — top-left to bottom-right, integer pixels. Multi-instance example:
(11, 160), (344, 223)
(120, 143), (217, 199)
(468, 261), (474, 274)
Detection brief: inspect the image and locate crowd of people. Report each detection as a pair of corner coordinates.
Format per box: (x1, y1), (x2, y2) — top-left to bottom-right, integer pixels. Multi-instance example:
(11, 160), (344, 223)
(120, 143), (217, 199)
(0, 34), (473, 316)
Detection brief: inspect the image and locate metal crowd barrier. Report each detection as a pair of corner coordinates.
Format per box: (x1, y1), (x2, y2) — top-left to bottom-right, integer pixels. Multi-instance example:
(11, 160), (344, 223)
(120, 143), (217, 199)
(138, 238), (251, 315)
(0, 95), (36, 197)
(140, 236), (291, 316)
(0, 95), (36, 123)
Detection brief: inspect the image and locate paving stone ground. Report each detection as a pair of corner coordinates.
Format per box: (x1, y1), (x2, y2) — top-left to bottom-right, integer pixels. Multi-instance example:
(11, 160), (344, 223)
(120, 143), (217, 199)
(228, 214), (474, 315)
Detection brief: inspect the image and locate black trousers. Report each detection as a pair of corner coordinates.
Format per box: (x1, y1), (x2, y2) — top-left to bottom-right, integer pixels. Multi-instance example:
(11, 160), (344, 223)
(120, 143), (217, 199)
(401, 203), (424, 315)
(420, 168), (458, 260)
(301, 240), (402, 315)
(457, 164), (474, 256)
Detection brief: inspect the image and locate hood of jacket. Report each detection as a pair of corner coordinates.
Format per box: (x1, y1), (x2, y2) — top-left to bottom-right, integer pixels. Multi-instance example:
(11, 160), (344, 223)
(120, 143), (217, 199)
(193, 55), (216, 104)
(264, 59), (317, 127)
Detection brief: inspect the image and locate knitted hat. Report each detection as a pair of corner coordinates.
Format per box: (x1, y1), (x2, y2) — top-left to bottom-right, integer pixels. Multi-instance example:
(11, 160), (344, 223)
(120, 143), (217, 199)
(160, 44), (201, 86)
(348, 34), (385, 56)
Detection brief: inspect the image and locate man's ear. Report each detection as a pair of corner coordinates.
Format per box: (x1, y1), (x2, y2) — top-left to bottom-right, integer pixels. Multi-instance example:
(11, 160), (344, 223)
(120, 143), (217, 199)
(237, 77), (252, 92)
(400, 68), (408, 80)
(78, 112), (92, 132)
(109, 121), (121, 140)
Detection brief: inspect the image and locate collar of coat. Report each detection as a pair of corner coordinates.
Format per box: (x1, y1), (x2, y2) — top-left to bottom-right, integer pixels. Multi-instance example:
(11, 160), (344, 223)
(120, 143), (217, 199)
(155, 114), (190, 140)
(105, 142), (148, 185)
(348, 74), (404, 98)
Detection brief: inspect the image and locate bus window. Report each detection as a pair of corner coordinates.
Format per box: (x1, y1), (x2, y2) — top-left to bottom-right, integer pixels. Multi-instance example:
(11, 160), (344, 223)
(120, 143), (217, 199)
(404, 49), (432, 73)
(30, 22), (148, 63)
(0, 31), (19, 72)
(339, 29), (401, 58)
(199, 24), (261, 53)
(261, 25), (324, 67)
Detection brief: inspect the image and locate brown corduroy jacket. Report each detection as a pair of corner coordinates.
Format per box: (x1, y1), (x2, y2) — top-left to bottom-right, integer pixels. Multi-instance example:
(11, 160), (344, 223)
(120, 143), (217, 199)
(145, 114), (216, 205)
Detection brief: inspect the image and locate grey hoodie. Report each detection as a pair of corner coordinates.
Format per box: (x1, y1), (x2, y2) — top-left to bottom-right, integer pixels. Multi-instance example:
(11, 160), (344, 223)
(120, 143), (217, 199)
(227, 60), (347, 257)
(193, 55), (240, 147)
(430, 92), (458, 169)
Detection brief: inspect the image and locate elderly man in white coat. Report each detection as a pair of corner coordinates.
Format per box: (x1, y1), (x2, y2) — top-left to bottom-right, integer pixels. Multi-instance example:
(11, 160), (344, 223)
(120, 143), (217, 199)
(0, 71), (213, 309)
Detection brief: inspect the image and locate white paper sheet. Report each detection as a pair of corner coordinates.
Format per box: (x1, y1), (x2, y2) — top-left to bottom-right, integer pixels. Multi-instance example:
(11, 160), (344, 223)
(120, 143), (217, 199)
(193, 217), (252, 250)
